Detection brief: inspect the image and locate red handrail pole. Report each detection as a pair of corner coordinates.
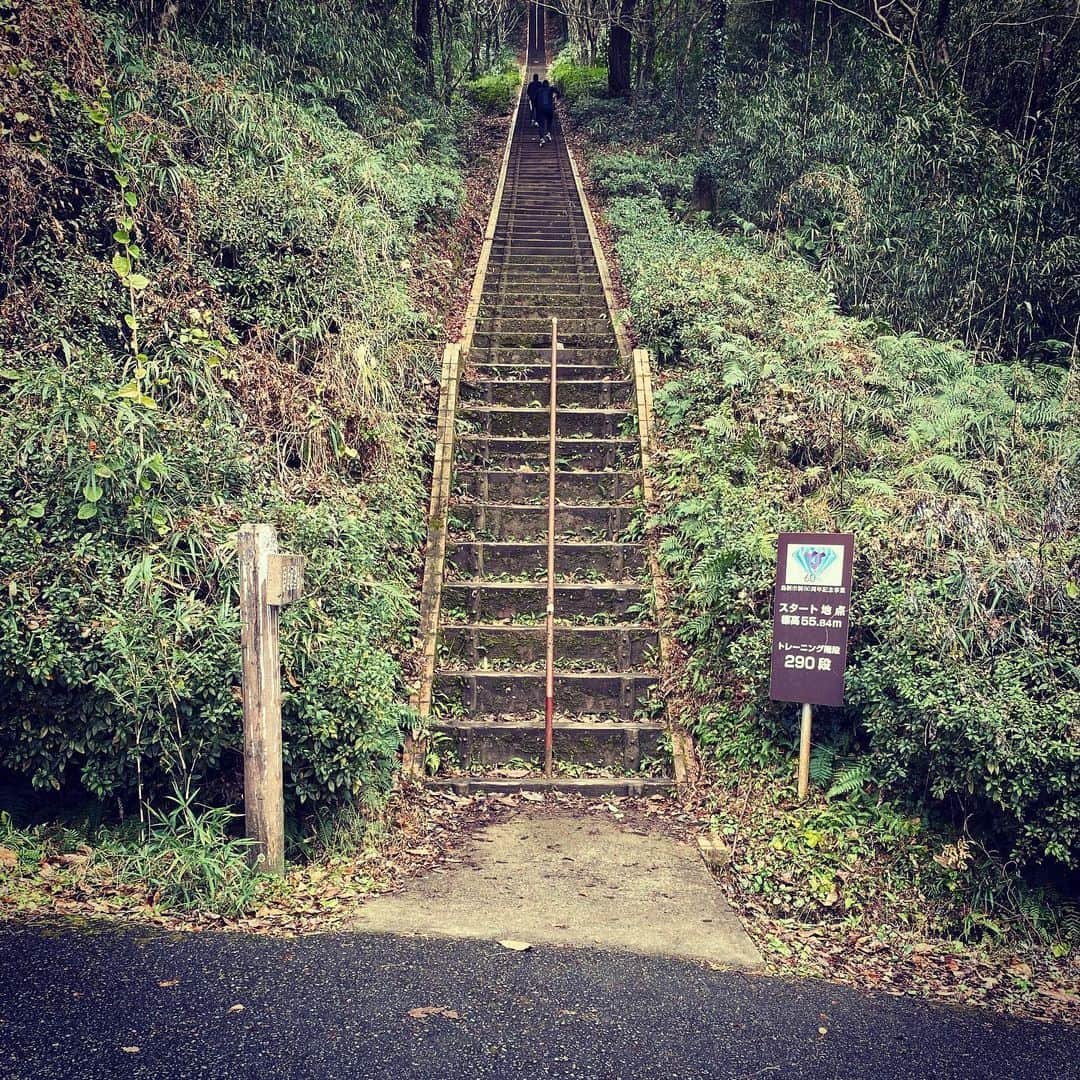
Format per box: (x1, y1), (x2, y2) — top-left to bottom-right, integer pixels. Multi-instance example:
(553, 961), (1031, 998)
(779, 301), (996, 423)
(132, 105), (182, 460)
(545, 317), (557, 778)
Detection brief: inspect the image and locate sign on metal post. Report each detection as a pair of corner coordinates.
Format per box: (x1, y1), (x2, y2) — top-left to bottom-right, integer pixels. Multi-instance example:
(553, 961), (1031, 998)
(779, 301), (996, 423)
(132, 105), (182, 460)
(769, 532), (854, 798)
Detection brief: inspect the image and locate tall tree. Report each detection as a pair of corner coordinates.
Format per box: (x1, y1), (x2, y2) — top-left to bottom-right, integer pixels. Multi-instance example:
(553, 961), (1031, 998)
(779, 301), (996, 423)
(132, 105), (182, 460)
(414, 0), (435, 88)
(608, 0), (636, 95)
(933, 0), (951, 64)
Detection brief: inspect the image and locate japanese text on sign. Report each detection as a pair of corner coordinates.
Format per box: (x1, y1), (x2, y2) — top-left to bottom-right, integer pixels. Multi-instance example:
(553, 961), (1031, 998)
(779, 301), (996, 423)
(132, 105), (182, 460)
(769, 533), (854, 707)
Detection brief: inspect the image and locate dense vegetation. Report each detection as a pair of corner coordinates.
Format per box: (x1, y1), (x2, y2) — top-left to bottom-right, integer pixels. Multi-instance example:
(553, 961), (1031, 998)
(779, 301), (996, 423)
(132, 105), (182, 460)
(0, 0), (519, 821)
(1, 0), (1077, 923)
(553, 0), (1079, 869)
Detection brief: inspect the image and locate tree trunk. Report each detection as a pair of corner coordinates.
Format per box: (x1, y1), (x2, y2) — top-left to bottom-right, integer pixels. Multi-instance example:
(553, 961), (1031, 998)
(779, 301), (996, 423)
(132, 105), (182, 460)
(608, 0), (636, 96)
(1024, 34), (1055, 140)
(638, 0), (656, 87)
(933, 0), (951, 64)
(414, 0), (434, 89)
(694, 0), (727, 143)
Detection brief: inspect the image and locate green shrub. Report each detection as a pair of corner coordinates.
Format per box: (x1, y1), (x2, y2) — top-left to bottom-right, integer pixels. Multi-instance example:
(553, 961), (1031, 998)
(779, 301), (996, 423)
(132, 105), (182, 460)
(604, 194), (1080, 867)
(464, 65), (520, 114)
(591, 151), (697, 203)
(0, 1), (458, 811)
(550, 52), (607, 101)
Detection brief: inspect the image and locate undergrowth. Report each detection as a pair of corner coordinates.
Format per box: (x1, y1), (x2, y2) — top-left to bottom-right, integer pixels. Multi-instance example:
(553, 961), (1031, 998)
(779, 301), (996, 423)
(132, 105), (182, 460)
(0, 794), (266, 917)
(560, 44), (1079, 879)
(0, 0), (466, 815)
(610, 195), (1080, 870)
(565, 26), (1080, 362)
(464, 55), (520, 114)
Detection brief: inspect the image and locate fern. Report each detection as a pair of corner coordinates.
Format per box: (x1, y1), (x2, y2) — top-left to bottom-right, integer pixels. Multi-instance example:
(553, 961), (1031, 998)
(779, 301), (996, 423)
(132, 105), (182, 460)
(1060, 904), (1080, 944)
(808, 743), (837, 787)
(827, 760), (873, 800)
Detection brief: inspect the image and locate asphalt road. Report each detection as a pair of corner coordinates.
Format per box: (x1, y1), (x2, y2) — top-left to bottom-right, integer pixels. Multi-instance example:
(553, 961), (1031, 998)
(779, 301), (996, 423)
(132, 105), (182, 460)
(0, 921), (1075, 1079)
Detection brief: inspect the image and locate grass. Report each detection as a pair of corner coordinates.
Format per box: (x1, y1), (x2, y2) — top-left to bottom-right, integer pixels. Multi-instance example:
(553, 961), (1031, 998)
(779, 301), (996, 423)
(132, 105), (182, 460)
(1, 798), (267, 919)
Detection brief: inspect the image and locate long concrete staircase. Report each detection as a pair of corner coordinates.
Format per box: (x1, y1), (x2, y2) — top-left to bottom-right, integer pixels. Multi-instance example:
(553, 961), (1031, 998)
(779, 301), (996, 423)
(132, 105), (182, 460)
(414, 25), (673, 795)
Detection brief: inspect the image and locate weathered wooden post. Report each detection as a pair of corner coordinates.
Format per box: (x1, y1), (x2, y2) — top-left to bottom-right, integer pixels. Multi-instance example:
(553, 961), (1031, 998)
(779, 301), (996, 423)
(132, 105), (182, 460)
(238, 524), (304, 875)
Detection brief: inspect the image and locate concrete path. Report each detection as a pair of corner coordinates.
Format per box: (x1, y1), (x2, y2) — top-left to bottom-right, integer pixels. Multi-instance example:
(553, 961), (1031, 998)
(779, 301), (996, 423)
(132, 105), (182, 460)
(2, 921), (1077, 1079)
(352, 810), (761, 968)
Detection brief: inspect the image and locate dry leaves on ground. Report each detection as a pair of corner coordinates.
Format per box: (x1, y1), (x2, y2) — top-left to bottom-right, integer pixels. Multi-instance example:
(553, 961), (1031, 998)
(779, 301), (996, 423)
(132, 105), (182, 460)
(407, 1006), (462, 1021)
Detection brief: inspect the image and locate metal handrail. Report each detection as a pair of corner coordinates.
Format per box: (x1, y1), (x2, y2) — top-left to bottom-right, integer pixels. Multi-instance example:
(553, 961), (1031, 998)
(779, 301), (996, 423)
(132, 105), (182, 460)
(544, 316), (557, 777)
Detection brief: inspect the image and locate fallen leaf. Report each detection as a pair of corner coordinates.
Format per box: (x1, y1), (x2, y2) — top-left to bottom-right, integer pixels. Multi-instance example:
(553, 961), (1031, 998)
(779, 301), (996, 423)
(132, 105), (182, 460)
(121, 1047), (140, 1054)
(407, 1006), (462, 1021)
(818, 1027), (828, 1036)
(521, 791), (544, 803)
(1038, 988), (1079, 1004)
(226, 1004), (245, 1014)
(498, 940), (533, 951)
(158, 979), (180, 988)
(0, 847), (17, 869)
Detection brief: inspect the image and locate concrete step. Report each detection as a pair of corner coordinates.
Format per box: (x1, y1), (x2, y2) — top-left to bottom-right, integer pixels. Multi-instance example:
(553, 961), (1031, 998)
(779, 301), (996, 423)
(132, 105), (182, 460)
(440, 579), (647, 620)
(438, 622), (658, 669)
(436, 720), (668, 770)
(461, 379), (633, 409)
(428, 775), (674, 796)
(455, 436), (639, 471)
(472, 330), (616, 350)
(433, 669), (658, 718)
(467, 346), (619, 366)
(458, 406), (632, 439)
(477, 303), (610, 321)
(446, 539), (646, 580)
(483, 272), (611, 290)
(489, 241), (597, 261)
(480, 281), (605, 296)
(474, 314), (611, 328)
(493, 219), (589, 231)
(453, 470), (639, 505)
(467, 363), (624, 382)
(447, 502), (636, 542)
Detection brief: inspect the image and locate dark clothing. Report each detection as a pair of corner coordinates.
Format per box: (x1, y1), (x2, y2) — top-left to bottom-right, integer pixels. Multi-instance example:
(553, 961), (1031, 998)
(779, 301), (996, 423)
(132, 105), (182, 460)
(526, 79), (541, 104)
(537, 106), (554, 140)
(535, 83), (559, 141)
(536, 83), (559, 111)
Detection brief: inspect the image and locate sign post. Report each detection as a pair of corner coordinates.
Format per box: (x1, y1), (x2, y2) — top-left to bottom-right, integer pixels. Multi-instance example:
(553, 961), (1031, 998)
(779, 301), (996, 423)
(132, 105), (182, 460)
(238, 524), (305, 874)
(768, 532), (854, 799)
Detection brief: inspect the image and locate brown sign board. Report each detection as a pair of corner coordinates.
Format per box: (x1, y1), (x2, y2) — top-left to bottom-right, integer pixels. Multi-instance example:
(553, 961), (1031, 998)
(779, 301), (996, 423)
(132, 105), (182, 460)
(769, 532), (854, 708)
(266, 553), (305, 607)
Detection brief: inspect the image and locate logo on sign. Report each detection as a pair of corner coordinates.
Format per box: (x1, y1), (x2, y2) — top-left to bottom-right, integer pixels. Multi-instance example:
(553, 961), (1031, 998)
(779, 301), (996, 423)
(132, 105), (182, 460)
(786, 544), (844, 587)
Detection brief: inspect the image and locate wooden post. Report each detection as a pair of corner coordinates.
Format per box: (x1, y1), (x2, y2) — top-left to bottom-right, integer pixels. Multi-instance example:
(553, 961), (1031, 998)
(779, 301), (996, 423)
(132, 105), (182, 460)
(238, 523), (287, 875)
(544, 318), (558, 778)
(797, 702), (812, 800)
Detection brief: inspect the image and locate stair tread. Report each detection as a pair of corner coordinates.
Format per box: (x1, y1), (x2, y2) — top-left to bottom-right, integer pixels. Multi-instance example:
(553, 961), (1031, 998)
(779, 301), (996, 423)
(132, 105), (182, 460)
(428, 777), (674, 794)
(438, 667), (655, 677)
(447, 538), (644, 547)
(443, 578), (643, 588)
(441, 620), (654, 629)
(436, 718), (665, 729)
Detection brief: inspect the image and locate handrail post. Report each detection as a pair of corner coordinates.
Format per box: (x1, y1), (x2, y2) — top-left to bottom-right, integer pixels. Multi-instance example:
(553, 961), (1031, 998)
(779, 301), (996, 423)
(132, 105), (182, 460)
(545, 317), (558, 778)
